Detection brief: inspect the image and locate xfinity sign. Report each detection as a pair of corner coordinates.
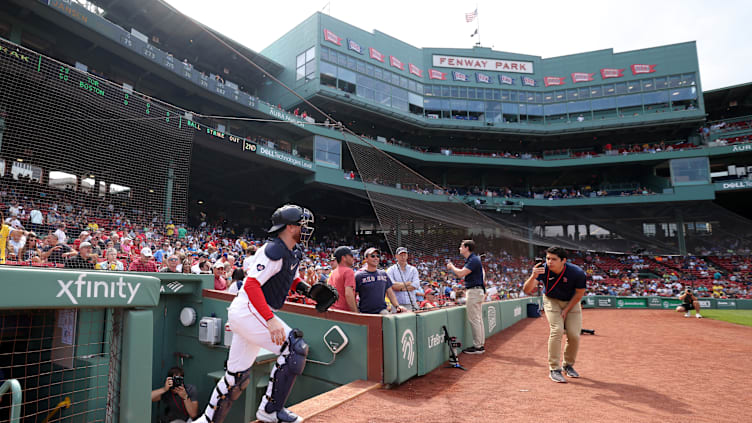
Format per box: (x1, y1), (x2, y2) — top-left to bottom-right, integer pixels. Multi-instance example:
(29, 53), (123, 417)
(0, 268), (160, 308)
(57, 274), (141, 305)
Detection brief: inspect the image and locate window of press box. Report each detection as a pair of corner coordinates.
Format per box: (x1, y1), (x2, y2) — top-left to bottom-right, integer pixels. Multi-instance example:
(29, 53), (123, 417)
(296, 46), (316, 81)
(314, 136), (341, 169)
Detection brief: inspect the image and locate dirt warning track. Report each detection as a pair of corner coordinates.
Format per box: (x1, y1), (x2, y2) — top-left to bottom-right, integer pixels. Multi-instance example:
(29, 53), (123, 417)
(306, 309), (751, 423)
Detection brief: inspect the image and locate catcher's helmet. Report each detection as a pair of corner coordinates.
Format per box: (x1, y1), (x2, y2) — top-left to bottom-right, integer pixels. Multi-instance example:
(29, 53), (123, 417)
(267, 204), (314, 246)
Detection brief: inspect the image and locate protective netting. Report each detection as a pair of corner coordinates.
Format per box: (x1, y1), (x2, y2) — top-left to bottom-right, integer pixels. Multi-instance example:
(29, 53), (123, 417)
(0, 308), (122, 422)
(344, 139), (752, 258)
(0, 39), (195, 265)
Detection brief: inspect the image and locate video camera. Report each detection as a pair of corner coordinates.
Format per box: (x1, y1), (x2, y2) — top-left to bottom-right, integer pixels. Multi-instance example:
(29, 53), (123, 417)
(170, 375), (184, 388)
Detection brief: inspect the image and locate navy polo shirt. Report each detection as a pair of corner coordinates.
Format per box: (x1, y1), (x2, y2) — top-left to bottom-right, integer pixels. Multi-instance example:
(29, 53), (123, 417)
(355, 269), (393, 314)
(463, 253), (483, 289)
(536, 262), (587, 301)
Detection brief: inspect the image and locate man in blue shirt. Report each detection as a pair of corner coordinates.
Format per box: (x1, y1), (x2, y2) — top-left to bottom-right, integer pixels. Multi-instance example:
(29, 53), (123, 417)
(447, 240), (485, 354)
(523, 246), (587, 383)
(355, 247), (406, 314)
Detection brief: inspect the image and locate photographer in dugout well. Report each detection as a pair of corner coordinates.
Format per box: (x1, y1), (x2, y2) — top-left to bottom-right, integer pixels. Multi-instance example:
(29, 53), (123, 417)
(677, 288), (703, 319)
(151, 367), (199, 423)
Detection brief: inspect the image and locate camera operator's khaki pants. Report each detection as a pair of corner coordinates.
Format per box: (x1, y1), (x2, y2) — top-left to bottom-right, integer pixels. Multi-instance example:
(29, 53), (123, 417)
(543, 296), (582, 371)
(466, 288), (485, 348)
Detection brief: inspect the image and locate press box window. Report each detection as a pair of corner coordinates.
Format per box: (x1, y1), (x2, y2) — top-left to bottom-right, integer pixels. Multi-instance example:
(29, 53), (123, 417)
(296, 47), (316, 81)
(314, 136), (341, 169)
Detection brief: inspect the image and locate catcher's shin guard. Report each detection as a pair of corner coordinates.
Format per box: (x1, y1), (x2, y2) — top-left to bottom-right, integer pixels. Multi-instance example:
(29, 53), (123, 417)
(195, 367), (251, 423)
(257, 329), (308, 420)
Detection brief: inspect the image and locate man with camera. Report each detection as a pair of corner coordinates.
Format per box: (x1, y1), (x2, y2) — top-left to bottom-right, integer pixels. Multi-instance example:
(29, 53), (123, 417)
(523, 246), (587, 383)
(677, 288), (703, 318)
(151, 367), (199, 423)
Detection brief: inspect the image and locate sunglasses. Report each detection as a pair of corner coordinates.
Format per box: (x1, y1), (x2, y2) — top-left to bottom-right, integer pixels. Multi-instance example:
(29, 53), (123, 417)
(168, 258), (178, 262)
(368, 254), (380, 258)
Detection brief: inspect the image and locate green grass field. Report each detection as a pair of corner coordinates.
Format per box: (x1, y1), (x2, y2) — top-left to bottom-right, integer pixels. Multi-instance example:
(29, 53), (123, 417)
(694, 310), (752, 327)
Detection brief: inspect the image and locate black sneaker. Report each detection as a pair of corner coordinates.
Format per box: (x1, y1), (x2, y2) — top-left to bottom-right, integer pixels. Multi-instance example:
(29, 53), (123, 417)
(549, 369), (567, 383)
(563, 365), (580, 378)
(463, 346), (485, 355)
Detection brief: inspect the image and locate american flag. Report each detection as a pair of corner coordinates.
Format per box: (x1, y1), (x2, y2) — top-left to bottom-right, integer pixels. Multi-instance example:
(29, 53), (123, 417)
(465, 9), (477, 22)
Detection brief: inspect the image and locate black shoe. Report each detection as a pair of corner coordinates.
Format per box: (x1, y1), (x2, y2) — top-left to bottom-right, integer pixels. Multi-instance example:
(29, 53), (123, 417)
(563, 365), (580, 378)
(549, 369), (567, 383)
(463, 346), (485, 355)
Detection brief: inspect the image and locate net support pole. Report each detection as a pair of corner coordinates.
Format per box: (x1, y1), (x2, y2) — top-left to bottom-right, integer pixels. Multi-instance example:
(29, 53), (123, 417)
(675, 210), (687, 256)
(527, 217), (535, 258)
(165, 160), (175, 223)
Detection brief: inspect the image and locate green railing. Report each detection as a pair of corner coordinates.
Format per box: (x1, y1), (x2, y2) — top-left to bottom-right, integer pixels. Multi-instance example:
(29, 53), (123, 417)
(0, 379), (22, 423)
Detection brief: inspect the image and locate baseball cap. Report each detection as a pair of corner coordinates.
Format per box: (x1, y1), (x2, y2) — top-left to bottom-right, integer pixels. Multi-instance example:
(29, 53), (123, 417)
(141, 247), (153, 257)
(424, 288), (434, 296)
(79, 241), (92, 248)
(213, 261), (225, 269)
(364, 247), (380, 257)
(334, 246), (353, 261)
(395, 247), (408, 255)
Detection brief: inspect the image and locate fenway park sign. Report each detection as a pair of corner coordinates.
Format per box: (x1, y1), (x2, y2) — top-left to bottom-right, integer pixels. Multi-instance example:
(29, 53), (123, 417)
(432, 55), (534, 74)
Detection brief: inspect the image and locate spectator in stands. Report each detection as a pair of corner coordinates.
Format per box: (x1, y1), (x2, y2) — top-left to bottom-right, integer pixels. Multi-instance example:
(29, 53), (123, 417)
(191, 254), (209, 274)
(65, 242), (97, 269)
(676, 288), (703, 318)
(6, 229), (27, 261)
(213, 261), (228, 290)
(97, 248), (124, 271)
(29, 205), (43, 234)
(110, 233), (122, 252)
(227, 267), (246, 295)
(160, 255), (181, 273)
(40, 233), (73, 265)
(129, 247), (158, 272)
(54, 223), (67, 244)
(18, 232), (41, 263)
(178, 258), (191, 275)
(154, 242), (170, 264)
(328, 246), (357, 312)
(354, 247), (406, 314)
(419, 288), (438, 309)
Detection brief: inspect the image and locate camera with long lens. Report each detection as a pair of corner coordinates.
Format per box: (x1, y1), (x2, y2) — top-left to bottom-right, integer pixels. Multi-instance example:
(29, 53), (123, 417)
(170, 375), (184, 388)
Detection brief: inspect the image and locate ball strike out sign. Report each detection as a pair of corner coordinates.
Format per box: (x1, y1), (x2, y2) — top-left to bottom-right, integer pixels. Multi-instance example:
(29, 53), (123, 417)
(432, 54), (534, 74)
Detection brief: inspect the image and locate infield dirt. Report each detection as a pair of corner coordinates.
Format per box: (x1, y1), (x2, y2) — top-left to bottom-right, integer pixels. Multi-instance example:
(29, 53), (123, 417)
(306, 309), (751, 423)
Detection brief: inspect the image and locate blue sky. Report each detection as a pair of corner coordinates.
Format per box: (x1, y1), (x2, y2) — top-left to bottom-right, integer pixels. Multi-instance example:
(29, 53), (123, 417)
(165, 0), (751, 90)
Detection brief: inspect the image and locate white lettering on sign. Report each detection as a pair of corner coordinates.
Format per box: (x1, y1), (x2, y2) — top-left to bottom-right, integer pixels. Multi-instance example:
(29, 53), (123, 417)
(513, 306), (522, 317)
(427, 332), (443, 349)
(432, 55), (534, 74)
(721, 180), (752, 190)
(56, 274), (141, 305)
(487, 306), (497, 332)
(731, 144), (752, 153)
(267, 108), (305, 128)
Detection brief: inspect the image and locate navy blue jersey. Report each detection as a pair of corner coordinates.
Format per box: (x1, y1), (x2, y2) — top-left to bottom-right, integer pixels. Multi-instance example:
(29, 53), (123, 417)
(354, 269), (392, 314)
(463, 253), (483, 289)
(258, 237), (303, 310)
(536, 262), (587, 301)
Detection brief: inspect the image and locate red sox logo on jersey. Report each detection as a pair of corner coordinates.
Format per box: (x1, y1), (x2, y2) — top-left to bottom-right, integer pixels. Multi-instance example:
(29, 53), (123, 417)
(563, 277), (568, 283)
(257, 264), (265, 271)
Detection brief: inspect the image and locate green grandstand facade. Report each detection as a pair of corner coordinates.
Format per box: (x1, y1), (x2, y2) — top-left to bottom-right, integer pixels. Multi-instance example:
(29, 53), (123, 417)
(260, 13), (705, 132)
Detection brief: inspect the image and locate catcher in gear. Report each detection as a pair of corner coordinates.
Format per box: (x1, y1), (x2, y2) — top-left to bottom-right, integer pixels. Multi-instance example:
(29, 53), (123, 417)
(194, 205), (337, 423)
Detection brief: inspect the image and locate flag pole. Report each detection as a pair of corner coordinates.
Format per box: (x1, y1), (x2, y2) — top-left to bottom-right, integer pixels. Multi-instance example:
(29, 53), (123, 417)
(476, 4), (480, 46)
